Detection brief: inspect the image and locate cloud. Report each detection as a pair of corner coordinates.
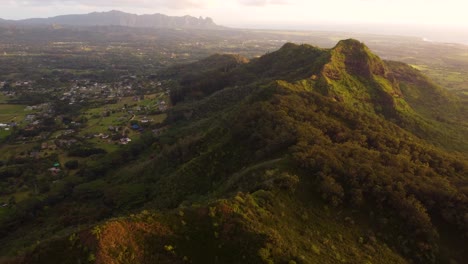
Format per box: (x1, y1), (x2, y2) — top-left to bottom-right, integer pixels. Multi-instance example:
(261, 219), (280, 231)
(13, 0), (293, 9)
(13, 0), (217, 9)
(237, 0), (293, 6)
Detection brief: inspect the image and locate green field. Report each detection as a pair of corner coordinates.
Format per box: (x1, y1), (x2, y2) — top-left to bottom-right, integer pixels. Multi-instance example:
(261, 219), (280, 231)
(81, 98), (134, 136)
(80, 93), (168, 138)
(0, 104), (27, 123)
(0, 143), (36, 160)
(0, 128), (11, 138)
(411, 64), (468, 92)
(0, 93), (9, 103)
(87, 138), (121, 153)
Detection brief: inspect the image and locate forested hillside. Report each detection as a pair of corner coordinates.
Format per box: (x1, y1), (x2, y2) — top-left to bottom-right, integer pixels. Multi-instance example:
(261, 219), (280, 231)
(1, 40), (467, 264)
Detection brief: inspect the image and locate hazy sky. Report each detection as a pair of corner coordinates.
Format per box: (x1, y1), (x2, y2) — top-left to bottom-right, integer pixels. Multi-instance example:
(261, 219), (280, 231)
(1, 0), (468, 28)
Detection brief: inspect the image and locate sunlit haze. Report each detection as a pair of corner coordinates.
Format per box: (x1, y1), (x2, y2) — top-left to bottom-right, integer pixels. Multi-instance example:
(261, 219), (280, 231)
(0, 0), (467, 43)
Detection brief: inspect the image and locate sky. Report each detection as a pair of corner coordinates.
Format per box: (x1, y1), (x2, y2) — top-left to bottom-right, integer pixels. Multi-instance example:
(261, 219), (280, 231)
(1, 0), (468, 29)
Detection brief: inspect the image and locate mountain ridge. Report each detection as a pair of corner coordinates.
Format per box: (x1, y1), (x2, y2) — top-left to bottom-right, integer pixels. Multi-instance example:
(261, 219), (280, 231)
(1, 39), (467, 264)
(1, 10), (222, 29)
(169, 40), (467, 152)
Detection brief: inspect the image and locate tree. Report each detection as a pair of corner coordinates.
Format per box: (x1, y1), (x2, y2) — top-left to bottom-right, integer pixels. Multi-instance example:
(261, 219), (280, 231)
(65, 160), (79, 170)
(8, 196), (16, 206)
(319, 173), (344, 207)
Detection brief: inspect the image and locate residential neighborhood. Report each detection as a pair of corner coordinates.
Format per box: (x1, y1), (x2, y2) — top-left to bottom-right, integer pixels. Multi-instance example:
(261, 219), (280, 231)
(0, 75), (171, 163)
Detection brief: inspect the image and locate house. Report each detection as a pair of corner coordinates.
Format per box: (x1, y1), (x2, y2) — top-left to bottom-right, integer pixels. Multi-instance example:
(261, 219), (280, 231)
(48, 167), (61, 175)
(62, 129), (75, 136)
(120, 138), (132, 145)
(25, 114), (36, 122)
(57, 139), (77, 147)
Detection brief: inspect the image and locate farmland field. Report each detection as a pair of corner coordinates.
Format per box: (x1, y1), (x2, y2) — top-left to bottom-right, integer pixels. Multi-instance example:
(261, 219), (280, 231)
(0, 104), (27, 123)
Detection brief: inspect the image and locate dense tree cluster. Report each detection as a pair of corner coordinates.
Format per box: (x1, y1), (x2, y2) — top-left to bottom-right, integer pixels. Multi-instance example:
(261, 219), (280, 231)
(229, 85), (467, 262)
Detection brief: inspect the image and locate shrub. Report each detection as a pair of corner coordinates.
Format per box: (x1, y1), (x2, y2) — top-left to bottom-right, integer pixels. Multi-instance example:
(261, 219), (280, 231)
(65, 160), (79, 170)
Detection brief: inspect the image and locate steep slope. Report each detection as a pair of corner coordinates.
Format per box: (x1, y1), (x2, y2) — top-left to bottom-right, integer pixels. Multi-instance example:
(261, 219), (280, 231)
(242, 42), (330, 82)
(169, 40), (467, 151)
(14, 10), (221, 29)
(386, 60), (468, 150)
(321, 39), (404, 117)
(1, 40), (467, 264)
(166, 54), (250, 104)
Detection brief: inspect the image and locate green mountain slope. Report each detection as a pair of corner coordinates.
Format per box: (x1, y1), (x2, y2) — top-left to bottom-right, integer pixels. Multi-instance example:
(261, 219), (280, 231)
(1, 40), (467, 264)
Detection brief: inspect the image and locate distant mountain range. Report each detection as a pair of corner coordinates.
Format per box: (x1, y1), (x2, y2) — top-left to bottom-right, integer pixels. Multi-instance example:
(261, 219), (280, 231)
(0, 10), (222, 29)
